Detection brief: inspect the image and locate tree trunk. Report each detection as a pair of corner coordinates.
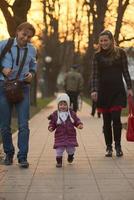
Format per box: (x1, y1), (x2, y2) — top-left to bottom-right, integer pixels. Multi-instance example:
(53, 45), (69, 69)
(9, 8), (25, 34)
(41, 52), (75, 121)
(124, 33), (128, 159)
(83, 0), (108, 95)
(0, 0), (31, 37)
(114, 0), (130, 45)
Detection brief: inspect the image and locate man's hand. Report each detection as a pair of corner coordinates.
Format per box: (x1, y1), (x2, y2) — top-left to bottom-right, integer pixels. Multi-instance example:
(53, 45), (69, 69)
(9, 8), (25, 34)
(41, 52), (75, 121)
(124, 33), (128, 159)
(91, 92), (98, 102)
(2, 68), (12, 77)
(24, 72), (33, 83)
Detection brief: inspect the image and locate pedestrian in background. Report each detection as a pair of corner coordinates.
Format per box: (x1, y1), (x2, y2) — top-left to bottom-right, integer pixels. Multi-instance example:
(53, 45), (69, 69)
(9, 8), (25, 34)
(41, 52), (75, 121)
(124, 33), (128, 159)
(48, 93), (83, 168)
(91, 100), (101, 118)
(90, 30), (133, 157)
(0, 22), (37, 168)
(64, 64), (84, 112)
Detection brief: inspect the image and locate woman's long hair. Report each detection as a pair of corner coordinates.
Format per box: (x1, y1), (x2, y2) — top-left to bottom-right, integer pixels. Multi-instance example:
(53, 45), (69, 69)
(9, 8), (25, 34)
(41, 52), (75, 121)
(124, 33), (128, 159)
(96, 30), (120, 59)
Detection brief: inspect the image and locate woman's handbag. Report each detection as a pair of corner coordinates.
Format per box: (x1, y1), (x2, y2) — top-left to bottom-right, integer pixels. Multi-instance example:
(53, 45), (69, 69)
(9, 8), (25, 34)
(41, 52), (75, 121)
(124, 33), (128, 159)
(4, 48), (28, 104)
(126, 96), (134, 142)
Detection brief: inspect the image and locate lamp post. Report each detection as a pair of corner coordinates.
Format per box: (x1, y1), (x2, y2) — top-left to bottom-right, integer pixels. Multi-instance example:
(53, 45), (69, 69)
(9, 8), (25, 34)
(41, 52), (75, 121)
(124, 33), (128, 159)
(45, 56), (52, 64)
(43, 56), (52, 97)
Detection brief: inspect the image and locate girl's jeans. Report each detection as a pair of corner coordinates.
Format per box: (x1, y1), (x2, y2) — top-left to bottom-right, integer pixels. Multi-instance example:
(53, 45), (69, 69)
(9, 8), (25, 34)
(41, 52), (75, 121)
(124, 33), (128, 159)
(0, 81), (30, 161)
(56, 146), (75, 157)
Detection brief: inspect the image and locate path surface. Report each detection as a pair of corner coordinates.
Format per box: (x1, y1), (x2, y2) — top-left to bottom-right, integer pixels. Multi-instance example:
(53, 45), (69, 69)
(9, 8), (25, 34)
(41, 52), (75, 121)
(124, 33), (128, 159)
(0, 100), (134, 200)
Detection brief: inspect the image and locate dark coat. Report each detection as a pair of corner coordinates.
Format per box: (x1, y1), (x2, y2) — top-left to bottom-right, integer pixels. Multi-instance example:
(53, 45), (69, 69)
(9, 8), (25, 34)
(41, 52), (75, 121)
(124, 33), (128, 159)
(48, 109), (83, 149)
(91, 48), (132, 109)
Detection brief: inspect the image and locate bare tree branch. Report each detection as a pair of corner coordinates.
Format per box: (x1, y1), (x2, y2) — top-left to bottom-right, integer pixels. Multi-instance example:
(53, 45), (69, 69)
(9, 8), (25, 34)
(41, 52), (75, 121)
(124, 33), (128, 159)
(0, 0), (16, 36)
(0, 0), (31, 37)
(114, 0), (130, 44)
(119, 37), (134, 44)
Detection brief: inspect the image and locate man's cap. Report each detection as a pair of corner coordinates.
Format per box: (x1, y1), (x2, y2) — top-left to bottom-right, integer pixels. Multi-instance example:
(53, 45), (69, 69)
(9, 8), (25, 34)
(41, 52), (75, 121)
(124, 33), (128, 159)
(71, 64), (80, 69)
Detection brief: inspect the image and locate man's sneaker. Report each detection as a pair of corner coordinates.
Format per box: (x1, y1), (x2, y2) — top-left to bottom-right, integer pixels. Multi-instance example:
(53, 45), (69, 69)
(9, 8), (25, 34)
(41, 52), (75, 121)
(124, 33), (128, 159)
(18, 159), (29, 168)
(91, 113), (94, 117)
(97, 113), (101, 118)
(4, 155), (13, 165)
(67, 154), (74, 163)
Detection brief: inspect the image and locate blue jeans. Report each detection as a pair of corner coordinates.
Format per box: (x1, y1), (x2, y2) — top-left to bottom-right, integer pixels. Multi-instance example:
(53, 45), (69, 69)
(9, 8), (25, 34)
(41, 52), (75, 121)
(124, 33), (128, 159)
(0, 81), (30, 160)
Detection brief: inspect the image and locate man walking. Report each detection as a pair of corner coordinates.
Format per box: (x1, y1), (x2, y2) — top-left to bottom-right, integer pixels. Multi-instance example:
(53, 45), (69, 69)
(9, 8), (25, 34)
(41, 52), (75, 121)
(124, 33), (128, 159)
(0, 22), (37, 168)
(64, 64), (83, 112)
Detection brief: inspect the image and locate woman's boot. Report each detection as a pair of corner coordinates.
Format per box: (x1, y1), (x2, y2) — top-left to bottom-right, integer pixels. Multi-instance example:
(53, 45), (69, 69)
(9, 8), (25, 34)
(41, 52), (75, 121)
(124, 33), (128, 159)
(113, 122), (123, 157)
(115, 145), (123, 157)
(105, 146), (113, 157)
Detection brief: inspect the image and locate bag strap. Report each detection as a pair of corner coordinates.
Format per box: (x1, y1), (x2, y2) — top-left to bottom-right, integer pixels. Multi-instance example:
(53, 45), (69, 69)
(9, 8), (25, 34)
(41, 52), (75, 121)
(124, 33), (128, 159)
(0, 38), (14, 65)
(0, 38), (28, 80)
(128, 95), (134, 115)
(16, 47), (28, 79)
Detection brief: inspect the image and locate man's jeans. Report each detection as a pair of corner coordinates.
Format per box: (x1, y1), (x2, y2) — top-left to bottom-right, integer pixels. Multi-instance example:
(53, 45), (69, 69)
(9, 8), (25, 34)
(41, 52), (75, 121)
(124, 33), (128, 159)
(0, 81), (30, 160)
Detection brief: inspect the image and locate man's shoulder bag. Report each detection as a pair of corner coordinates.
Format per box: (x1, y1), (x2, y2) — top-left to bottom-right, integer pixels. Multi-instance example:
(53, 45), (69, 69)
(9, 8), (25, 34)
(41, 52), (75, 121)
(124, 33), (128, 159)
(0, 38), (14, 62)
(0, 38), (28, 104)
(4, 48), (28, 104)
(5, 79), (24, 104)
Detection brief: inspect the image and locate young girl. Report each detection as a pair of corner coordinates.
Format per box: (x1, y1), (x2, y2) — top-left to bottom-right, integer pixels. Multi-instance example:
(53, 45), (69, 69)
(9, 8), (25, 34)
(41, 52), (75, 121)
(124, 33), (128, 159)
(48, 93), (83, 168)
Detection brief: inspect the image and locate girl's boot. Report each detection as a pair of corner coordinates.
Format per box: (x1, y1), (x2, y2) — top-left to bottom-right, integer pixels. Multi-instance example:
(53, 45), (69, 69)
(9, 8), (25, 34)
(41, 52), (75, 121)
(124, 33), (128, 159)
(67, 154), (74, 163)
(56, 156), (62, 168)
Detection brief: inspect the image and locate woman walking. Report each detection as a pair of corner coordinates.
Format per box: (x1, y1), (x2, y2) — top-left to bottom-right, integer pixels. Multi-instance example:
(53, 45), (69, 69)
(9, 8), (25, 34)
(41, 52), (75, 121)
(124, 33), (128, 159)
(90, 30), (133, 157)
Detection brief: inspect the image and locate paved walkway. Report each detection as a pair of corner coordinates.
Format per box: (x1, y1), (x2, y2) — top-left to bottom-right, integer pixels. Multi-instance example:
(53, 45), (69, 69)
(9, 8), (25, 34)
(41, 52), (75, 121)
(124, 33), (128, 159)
(0, 100), (134, 200)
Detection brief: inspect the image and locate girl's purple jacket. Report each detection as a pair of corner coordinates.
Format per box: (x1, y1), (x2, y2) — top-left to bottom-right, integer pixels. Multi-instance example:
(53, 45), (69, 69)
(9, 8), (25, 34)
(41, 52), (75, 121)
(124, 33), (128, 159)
(48, 109), (83, 149)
